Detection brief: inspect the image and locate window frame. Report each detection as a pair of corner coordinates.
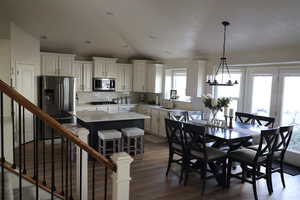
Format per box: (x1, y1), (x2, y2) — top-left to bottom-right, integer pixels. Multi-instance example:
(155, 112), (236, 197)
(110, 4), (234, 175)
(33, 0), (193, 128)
(213, 68), (246, 112)
(164, 68), (189, 101)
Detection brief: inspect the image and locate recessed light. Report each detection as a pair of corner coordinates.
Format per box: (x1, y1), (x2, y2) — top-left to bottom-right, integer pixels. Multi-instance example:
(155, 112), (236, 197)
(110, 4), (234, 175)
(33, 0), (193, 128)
(40, 35), (48, 40)
(122, 44), (129, 48)
(85, 40), (91, 44)
(105, 11), (114, 16)
(149, 35), (157, 40)
(164, 51), (171, 54)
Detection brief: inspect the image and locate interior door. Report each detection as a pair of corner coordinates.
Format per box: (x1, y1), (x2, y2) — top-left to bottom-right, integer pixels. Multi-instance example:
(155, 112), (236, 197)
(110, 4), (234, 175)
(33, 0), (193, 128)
(277, 69), (300, 166)
(15, 63), (35, 143)
(244, 68), (278, 117)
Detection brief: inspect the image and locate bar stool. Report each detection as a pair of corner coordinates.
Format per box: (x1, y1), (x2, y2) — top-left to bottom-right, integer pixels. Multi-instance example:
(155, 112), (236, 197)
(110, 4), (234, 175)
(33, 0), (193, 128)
(121, 127), (144, 156)
(98, 130), (122, 156)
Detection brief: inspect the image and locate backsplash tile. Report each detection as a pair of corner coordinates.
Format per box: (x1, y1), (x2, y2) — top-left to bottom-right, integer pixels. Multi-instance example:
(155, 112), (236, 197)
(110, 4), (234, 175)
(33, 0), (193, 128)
(77, 91), (133, 104)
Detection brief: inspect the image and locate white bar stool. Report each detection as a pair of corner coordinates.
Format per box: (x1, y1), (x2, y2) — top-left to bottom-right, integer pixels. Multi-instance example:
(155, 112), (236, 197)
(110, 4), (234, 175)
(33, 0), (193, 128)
(121, 127), (144, 156)
(98, 130), (122, 156)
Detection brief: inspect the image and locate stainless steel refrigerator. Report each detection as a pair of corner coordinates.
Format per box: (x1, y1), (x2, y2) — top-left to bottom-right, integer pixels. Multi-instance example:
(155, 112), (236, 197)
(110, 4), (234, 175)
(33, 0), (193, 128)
(38, 76), (75, 139)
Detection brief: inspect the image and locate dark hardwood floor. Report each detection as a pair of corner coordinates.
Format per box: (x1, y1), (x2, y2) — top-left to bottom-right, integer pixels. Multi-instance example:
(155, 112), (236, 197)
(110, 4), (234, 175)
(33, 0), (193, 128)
(18, 136), (300, 200)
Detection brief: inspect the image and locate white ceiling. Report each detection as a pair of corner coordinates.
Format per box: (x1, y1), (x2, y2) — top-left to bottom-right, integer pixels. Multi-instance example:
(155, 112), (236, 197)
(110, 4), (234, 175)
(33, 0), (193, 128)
(2, 0), (300, 59)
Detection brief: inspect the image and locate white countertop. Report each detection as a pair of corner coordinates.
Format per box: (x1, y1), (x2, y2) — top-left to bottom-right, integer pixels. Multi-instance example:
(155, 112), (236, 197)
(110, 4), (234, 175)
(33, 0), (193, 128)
(71, 110), (150, 123)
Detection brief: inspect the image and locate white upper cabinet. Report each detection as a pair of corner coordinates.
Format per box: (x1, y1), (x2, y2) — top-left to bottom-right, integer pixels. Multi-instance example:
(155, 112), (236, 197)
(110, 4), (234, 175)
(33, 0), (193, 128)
(147, 64), (163, 93)
(59, 55), (74, 76)
(132, 60), (148, 92)
(41, 52), (75, 76)
(74, 61), (83, 91)
(93, 57), (118, 78)
(74, 61), (93, 92)
(41, 53), (59, 76)
(186, 60), (207, 97)
(116, 63), (133, 92)
(82, 63), (93, 91)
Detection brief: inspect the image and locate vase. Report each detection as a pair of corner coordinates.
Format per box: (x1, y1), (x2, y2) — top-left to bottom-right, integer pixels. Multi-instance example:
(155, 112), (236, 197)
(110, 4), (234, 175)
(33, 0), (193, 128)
(209, 109), (219, 124)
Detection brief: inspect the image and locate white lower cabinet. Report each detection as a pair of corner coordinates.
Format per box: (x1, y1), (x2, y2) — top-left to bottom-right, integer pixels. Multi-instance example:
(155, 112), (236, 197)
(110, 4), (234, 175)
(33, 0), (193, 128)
(137, 105), (152, 132)
(150, 109), (160, 135)
(137, 105), (169, 137)
(159, 110), (169, 137)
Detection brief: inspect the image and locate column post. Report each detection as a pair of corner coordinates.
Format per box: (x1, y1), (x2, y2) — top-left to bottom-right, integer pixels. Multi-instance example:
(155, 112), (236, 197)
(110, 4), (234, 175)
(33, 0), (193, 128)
(111, 152), (133, 200)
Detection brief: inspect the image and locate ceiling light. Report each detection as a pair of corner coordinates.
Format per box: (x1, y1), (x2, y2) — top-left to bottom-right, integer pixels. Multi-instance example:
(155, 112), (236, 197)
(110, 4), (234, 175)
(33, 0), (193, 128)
(85, 40), (91, 44)
(40, 35), (48, 40)
(206, 21), (238, 86)
(122, 44), (129, 48)
(105, 11), (114, 16)
(149, 35), (157, 40)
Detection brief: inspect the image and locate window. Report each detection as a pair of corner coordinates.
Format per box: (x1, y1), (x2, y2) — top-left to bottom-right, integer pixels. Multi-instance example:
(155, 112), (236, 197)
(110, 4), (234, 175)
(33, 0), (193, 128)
(251, 76), (273, 116)
(215, 72), (242, 116)
(164, 69), (188, 101)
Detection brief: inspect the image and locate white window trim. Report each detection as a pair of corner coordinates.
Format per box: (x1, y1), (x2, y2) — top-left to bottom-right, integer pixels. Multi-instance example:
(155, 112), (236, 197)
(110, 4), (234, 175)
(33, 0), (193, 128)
(164, 68), (189, 101)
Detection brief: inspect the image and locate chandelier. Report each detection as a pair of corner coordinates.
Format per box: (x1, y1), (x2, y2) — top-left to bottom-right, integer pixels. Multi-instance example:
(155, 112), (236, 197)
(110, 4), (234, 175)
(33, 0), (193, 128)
(207, 21), (238, 86)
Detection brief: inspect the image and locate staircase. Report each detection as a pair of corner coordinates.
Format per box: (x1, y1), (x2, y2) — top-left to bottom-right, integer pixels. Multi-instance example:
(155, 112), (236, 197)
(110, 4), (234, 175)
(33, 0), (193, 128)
(0, 80), (133, 200)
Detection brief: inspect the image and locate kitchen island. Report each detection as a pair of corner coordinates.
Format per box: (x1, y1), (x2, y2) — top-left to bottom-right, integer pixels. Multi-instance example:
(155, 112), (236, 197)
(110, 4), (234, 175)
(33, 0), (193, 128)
(71, 110), (150, 151)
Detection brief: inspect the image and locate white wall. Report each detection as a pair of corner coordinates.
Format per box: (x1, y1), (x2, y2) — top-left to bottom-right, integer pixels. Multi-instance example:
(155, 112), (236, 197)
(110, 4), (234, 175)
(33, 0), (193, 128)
(0, 39), (11, 117)
(10, 22), (40, 104)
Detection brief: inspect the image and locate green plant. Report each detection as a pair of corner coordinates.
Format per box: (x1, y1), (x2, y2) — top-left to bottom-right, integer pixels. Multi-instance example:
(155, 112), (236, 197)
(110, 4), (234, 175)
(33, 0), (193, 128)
(202, 94), (231, 111)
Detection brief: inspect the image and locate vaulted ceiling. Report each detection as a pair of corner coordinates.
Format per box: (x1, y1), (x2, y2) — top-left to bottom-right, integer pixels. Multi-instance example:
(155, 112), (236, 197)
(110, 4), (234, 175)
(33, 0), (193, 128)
(2, 0), (300, 60)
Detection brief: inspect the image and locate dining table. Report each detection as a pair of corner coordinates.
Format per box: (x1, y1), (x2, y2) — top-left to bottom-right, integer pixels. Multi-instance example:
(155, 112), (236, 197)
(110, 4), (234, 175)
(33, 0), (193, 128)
(185, 119), (272, 185)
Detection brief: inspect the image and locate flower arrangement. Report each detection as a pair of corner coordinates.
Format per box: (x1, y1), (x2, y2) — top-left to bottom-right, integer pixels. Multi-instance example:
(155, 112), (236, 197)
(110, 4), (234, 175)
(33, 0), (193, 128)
(202, 94), (231, 123)
(202, 94), (231, 111)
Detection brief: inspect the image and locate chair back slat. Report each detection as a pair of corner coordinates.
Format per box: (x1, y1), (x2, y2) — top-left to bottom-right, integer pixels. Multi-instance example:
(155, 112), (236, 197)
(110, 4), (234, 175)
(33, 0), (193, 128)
(253, 115), (275, 128)
(187, 111), (203, 121)
(182, 123), (207, 160)
(254, 128), (279, 161)
(165, 118), (185, 150)
(168, 111), (188, 122)
(235, 112), (254, 124)
(275, 126), (293, 152)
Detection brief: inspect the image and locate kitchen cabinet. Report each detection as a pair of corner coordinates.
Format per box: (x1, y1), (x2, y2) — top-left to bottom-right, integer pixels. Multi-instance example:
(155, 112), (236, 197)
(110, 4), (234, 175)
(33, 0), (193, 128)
(137, 105), (151, 132)
(74, 61), (93, 92)
(150, 109), (160, 135)
(93, 57), (118, 78)
(116, 63), (133, 92)
(147, 64), (163, 93)
(159, 110), (169, 137)
(186, 60), (207, 97)
(41, 52), (75, 76)
(132, 60), (148, 92)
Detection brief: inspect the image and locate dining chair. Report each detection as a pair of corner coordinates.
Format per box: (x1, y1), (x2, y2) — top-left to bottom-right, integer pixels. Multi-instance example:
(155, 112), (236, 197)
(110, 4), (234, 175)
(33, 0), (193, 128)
(168, 110), (188, 122)
(182, 123), (227, 194)
(235, 112), (254, 124)
(248, 126), (294, 191)
(227, 128), (279, 200)
(165, 118), (186, 183)
(187, 111), (203, 121)
(253, 115), (275, 128)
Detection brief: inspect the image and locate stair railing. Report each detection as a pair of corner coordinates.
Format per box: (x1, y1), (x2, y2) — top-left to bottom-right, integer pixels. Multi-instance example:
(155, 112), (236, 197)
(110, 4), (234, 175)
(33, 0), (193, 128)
(0, 79), (133, 200)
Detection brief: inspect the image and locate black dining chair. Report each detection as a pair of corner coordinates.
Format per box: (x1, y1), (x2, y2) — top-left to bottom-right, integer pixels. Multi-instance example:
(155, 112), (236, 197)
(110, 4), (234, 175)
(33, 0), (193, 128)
(182, 123), (227, 193)
(253, 115), (275, 128)
(248, 126), (294, 191)
(165, 118), (186, 183)
(187, 111), (203, 121)
(168, 110), (188, 122)
(227, 128), (279, 200)
(235, 112), (254, 124)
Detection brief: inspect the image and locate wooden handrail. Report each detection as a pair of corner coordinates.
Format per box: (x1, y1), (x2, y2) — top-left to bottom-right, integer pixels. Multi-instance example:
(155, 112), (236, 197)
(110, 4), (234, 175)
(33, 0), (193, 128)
(0, 80), (116, 171)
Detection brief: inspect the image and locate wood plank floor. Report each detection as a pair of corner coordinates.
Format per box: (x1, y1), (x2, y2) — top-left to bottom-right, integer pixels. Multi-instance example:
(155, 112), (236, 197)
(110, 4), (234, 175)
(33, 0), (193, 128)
(17, 136), (300, 200)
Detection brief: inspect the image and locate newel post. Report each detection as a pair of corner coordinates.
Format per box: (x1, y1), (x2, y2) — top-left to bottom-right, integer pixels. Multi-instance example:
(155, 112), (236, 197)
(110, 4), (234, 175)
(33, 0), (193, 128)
(111, 152), (133, 200)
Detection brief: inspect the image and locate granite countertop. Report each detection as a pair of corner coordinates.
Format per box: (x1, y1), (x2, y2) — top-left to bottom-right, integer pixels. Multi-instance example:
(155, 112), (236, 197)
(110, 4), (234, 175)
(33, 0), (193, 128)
(71, 110), (150, 123)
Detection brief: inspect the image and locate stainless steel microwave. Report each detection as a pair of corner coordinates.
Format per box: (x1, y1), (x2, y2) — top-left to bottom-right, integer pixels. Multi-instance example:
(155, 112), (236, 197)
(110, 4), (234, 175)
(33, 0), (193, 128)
(93, 78), (116, 91)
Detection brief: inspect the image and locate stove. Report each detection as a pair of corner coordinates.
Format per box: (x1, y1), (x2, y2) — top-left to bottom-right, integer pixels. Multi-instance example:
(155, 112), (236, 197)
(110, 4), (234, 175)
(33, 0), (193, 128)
(90, 101), (117, 105)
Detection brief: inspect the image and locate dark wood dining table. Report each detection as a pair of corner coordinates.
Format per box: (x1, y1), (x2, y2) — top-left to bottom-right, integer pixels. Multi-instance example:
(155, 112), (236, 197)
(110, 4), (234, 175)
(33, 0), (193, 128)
(185, 120), (271, 185)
